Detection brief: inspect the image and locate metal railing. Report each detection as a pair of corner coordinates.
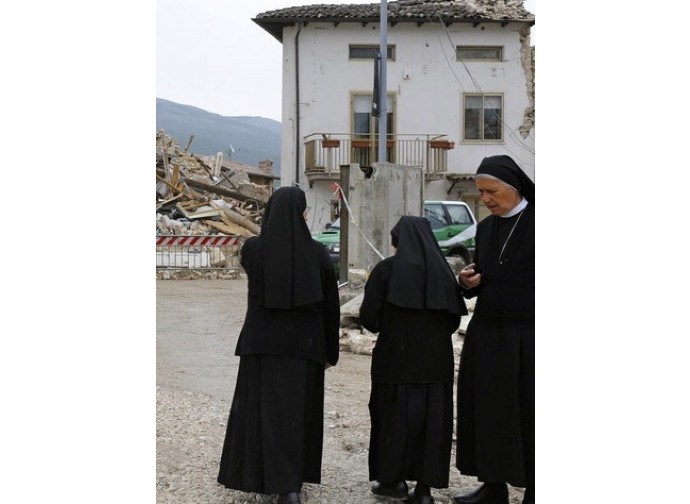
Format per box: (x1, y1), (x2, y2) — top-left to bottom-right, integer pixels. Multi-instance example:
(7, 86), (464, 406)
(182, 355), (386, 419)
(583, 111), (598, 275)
(304, 133), (455, 176)
(156, 235), (244, 276)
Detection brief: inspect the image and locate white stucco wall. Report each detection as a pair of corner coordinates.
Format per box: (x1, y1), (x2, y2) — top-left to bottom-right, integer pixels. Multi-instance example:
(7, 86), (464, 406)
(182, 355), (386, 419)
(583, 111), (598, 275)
(279, 19), (534, 231)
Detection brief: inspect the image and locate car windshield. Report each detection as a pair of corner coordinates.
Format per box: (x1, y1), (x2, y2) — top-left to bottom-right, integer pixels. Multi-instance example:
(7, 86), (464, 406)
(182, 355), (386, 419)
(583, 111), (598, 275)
(423, 205), (446, 229)
(446, 205), (473, 225)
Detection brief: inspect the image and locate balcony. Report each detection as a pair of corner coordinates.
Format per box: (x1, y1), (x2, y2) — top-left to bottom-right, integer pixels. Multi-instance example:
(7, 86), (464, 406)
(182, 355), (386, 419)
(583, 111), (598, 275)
(304, 133), (455, 184)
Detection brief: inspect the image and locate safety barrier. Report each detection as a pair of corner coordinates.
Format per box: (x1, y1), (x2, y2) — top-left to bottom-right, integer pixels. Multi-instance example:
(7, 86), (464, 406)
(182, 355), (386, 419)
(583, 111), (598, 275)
(156, 235), (244, 276)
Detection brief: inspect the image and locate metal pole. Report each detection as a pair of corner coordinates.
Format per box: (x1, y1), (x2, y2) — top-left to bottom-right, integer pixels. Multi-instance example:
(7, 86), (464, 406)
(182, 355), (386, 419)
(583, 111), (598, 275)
(339, 165), (350, 284)
(378, 0), (387, 163)
(295, 25), (303, 185)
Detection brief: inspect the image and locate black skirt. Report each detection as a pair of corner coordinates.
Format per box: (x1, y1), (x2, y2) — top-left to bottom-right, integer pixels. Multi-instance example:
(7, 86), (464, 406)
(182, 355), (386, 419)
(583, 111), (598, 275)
(368, 381), (453, 488)
(456, 318), (535, 488)
(217, 354), (325, 494)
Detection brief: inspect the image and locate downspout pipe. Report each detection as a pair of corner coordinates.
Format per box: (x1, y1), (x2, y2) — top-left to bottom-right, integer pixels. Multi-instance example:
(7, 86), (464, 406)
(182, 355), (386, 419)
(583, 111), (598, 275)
(294, 24), (302, 186)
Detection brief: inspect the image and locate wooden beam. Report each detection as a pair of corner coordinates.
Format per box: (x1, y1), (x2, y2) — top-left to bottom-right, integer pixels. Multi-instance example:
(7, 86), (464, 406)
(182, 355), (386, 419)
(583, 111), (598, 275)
(161, 143), (170, 182)
(156, 173), (182, 194)
(209, 201), (248, 231)
(209, 201), (262, 234)
(180, 181), (203, 199)
(156, 192), (185, 210)
(171, 163), (180, 187)
(203, 219), (256, 238)
(183, 134), (195, 152)
(185, 178), (266, 207)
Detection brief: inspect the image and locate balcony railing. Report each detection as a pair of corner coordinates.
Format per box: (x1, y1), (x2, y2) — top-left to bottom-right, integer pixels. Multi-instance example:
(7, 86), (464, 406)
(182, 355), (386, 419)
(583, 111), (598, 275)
(304, 133), (455, 180)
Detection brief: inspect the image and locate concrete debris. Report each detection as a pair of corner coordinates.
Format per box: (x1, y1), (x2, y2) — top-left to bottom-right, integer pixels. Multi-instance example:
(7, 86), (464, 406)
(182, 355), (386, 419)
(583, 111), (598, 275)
(347, 269), (369, 288)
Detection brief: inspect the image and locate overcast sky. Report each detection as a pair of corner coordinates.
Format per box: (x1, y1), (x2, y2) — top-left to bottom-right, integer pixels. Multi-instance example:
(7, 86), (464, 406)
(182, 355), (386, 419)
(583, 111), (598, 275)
(156, 0), (535, 122)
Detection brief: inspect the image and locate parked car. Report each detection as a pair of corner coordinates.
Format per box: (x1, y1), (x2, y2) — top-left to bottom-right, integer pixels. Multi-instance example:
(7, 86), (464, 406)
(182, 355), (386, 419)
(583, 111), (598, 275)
(422, 200), (477, 268)
(313, 201), (477, 272)
(313, 217), (341, 270)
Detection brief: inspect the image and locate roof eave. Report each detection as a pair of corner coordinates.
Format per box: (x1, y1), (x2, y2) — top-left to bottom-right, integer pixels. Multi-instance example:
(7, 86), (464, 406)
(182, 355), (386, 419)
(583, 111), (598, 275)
(252, 18), (289, 43)
(253, 16), (534, 44)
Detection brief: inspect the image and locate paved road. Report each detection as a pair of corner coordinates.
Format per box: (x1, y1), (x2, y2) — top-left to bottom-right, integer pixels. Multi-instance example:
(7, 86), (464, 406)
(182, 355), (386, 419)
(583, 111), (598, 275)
(156, 279), (249, 401)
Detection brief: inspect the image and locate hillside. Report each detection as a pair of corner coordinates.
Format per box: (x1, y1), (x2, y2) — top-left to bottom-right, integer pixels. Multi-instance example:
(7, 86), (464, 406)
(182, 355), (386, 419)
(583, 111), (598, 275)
(155, 98), (282, 176)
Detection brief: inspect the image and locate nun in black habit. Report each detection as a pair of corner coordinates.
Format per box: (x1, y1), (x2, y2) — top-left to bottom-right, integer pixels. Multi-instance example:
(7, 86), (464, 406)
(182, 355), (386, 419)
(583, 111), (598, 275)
(217, 186), (340, 504)
(359, 215), (467, 504)
(452, 155), (535, 504)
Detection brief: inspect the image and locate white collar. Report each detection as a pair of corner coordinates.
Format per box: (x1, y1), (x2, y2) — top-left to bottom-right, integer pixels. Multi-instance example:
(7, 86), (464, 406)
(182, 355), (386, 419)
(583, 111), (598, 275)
(501, 198), (528, 218)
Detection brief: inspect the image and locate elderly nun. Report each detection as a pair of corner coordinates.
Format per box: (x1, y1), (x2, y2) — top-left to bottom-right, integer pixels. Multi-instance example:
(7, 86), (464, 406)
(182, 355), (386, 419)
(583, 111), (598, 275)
(453, 155), (535, 504)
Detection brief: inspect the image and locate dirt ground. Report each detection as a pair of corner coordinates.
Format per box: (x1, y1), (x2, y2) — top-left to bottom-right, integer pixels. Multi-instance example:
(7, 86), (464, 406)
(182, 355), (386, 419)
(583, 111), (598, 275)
(156, 279), (526, 504)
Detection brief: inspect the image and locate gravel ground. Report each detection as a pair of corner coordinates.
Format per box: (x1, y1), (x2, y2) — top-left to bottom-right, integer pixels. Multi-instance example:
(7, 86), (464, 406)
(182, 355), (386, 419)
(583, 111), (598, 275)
(156, 279), (526, 504)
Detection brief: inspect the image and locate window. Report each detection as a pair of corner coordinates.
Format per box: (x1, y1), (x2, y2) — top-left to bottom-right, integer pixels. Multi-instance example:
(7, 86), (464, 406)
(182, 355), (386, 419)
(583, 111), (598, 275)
(456, 46), (503, 61)
(351, 93), (395, 163)
(349, 44), (395, 60)
(464, 94), (503, 141)
(352, 94), (395, 139)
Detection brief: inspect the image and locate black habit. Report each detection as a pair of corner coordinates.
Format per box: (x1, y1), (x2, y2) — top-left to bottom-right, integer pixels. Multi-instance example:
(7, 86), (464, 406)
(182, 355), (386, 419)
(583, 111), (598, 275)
(359, 216), (467, 489)
(456, 200), (535, 490)
(217, 187), (340, 495)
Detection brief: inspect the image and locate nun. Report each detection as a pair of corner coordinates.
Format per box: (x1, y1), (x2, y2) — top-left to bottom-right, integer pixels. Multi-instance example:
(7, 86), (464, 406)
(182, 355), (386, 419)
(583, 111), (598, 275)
(452, 155), (535, 504)
(359, 216), (468, 504)
(217, 186), (340, 504)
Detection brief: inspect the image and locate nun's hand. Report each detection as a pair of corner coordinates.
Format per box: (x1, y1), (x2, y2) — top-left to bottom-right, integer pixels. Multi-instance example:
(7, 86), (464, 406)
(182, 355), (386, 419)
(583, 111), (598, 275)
(458, 264), (481, 289)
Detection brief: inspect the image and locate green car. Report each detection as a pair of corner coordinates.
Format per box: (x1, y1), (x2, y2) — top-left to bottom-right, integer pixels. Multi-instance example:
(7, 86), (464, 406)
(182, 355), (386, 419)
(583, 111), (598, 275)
(422, 200), (477, 267)
(313, 217), (341, 273)
(313, 201), (477, 272)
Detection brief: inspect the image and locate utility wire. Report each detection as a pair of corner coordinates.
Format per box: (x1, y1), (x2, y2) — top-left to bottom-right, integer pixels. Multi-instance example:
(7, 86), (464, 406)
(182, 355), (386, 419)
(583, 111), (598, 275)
(332, 183), (385, 261)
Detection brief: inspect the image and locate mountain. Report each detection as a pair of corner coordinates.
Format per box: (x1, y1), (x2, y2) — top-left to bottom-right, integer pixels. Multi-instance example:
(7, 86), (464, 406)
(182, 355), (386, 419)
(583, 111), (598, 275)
(156, 98), (282, 176)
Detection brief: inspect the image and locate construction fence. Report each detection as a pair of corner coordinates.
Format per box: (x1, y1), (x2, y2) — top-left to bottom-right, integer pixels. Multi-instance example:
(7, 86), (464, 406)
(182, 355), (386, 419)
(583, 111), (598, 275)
(156, 235), (244, 278)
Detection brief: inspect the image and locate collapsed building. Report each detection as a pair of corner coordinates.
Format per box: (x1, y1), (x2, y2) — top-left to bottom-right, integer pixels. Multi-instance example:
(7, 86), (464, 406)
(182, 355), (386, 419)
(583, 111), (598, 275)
(155, 130), (278, 279)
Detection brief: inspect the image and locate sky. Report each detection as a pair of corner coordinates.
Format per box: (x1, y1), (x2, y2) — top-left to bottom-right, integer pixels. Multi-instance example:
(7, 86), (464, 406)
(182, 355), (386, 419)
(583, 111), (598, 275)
(157, 0), (536, 121)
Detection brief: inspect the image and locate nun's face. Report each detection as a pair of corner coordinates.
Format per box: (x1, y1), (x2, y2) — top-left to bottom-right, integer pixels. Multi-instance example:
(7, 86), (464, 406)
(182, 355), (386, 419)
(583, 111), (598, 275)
(476, 177), (522, 216)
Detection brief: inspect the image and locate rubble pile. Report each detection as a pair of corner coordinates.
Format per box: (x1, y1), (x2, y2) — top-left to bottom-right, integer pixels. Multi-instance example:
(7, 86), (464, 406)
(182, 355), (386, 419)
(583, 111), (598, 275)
(156, 129), (276, 279)
(155, 129), (272, 238)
